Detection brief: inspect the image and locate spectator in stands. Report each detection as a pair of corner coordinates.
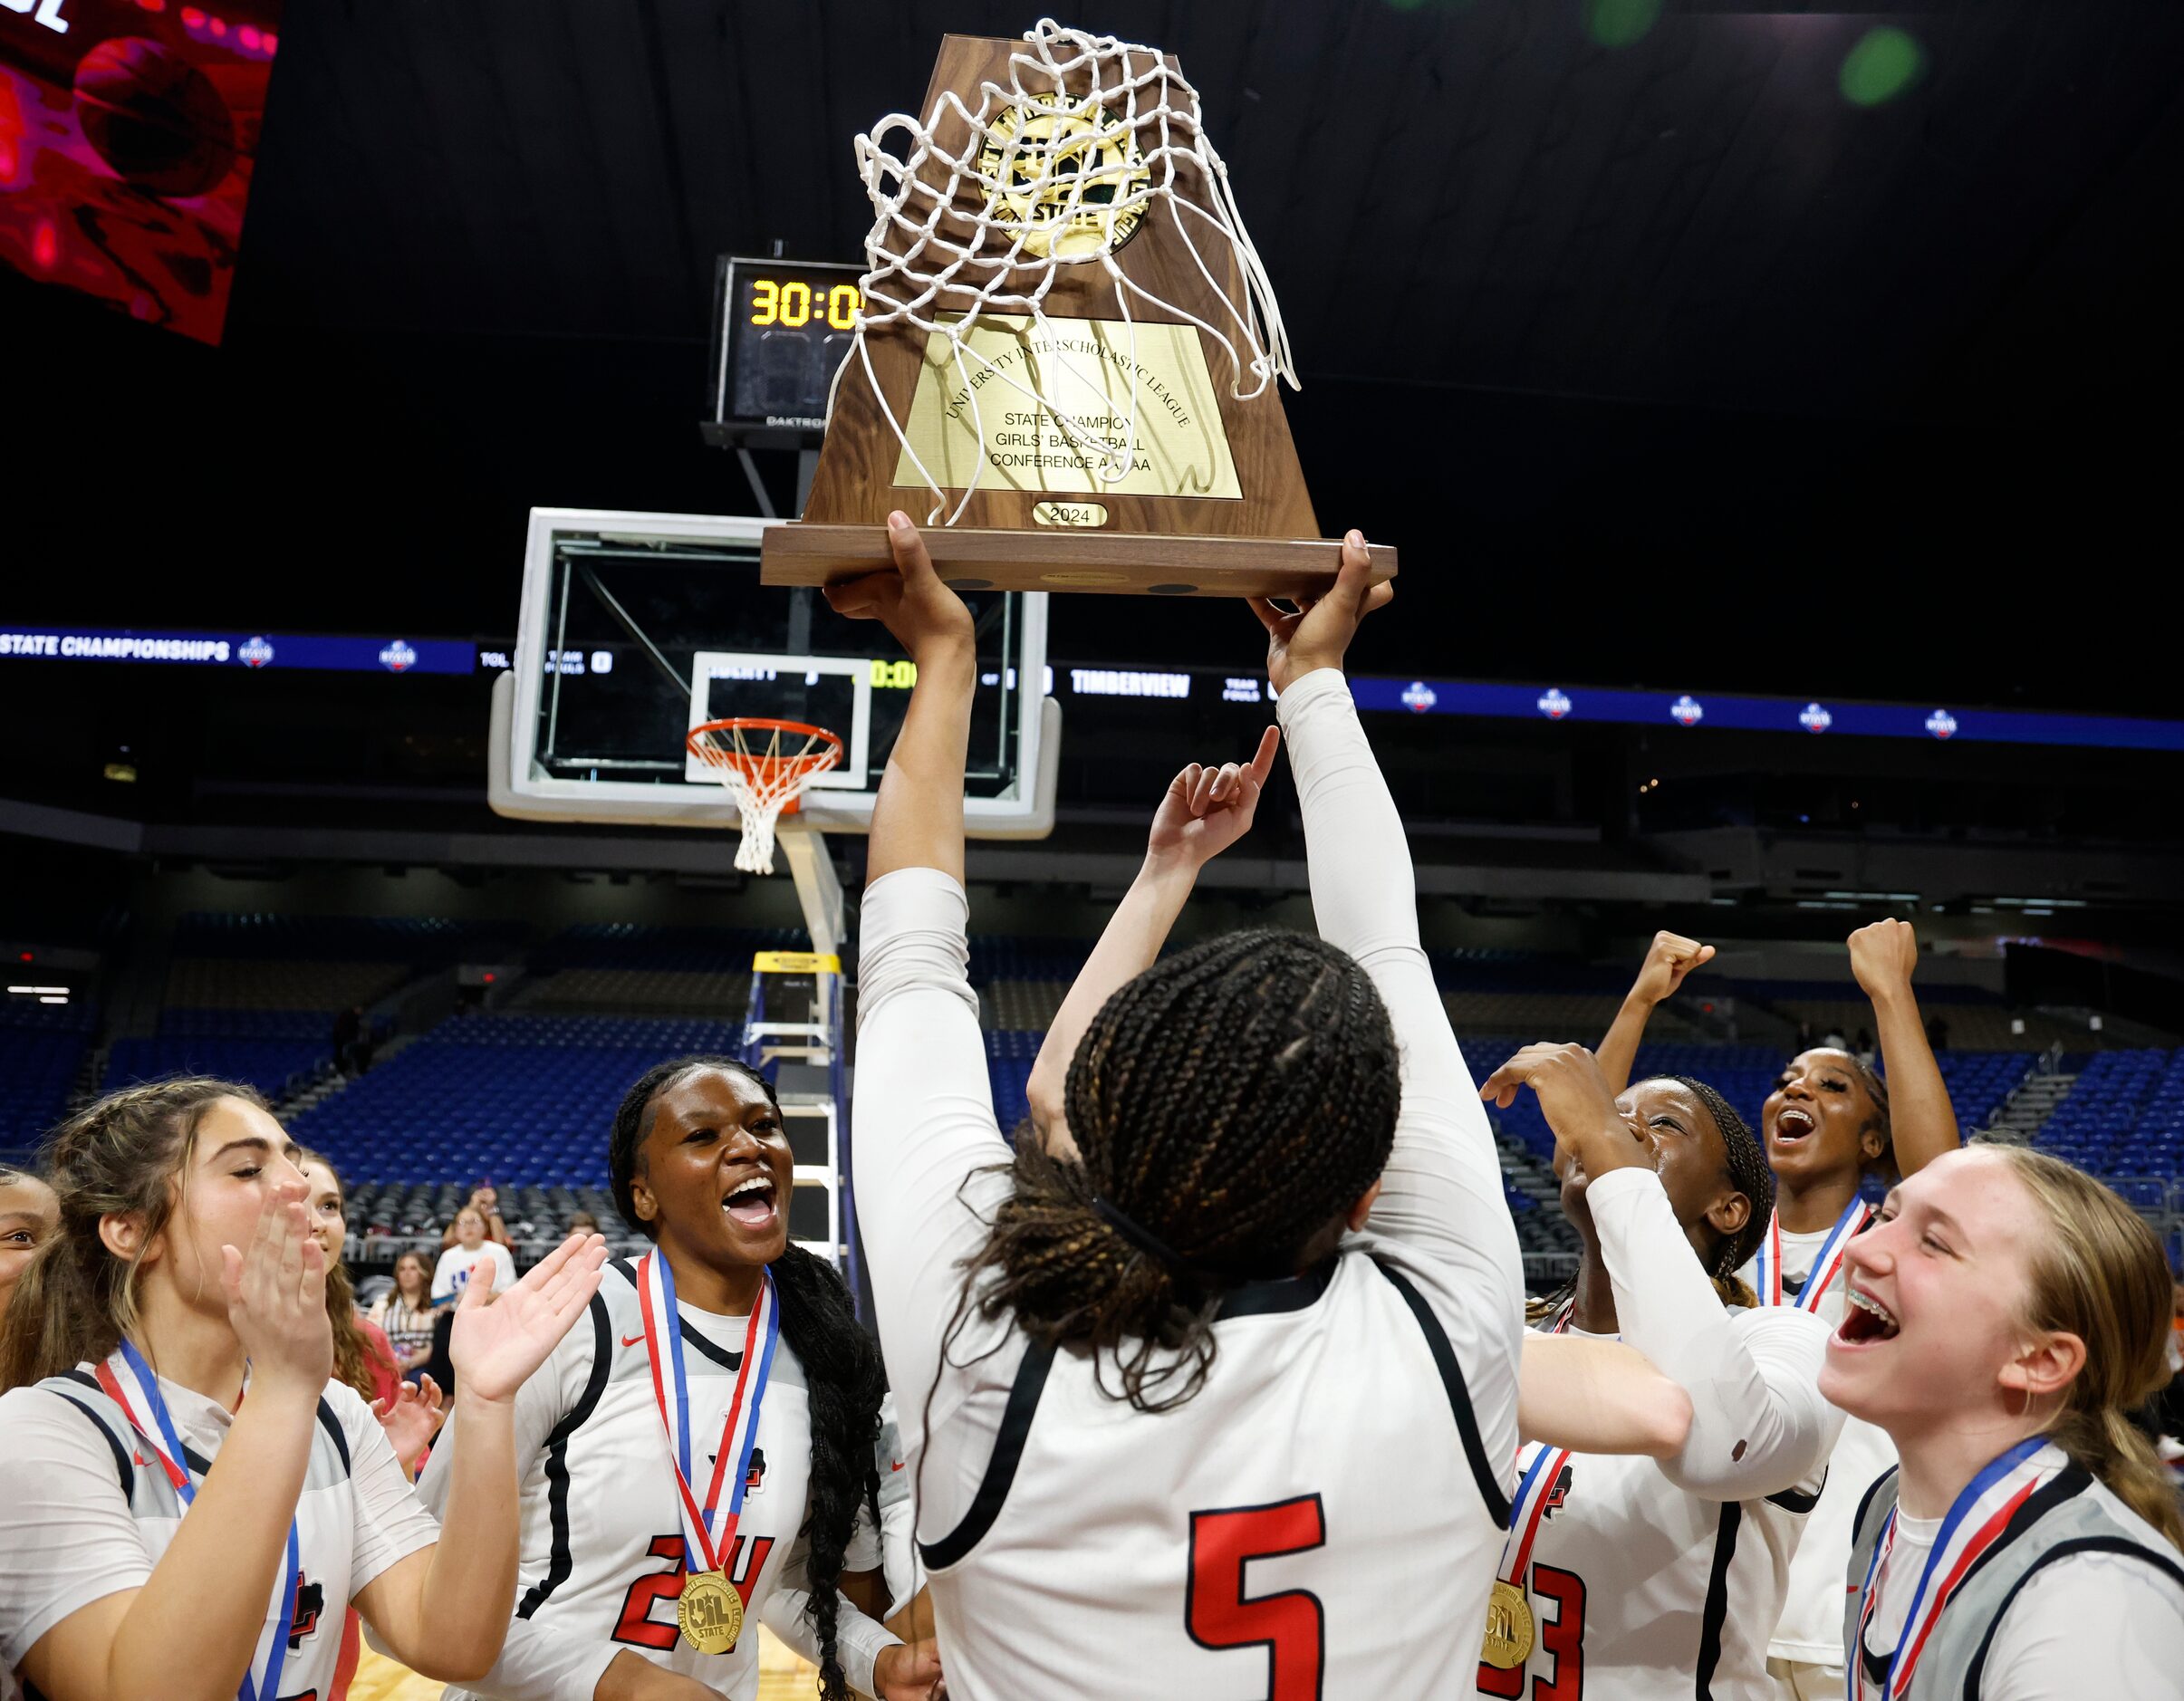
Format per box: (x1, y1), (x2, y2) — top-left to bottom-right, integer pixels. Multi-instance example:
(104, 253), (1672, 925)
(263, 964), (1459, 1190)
(564, 1208), (599, 1236)
(438, 1183), (513, 1252)
(1820, 1023), (1848, 1051)
(1822, 1147), (2184, 1693)
(432, 1206), (515, 1304)
(370, 1251), (439, 1383)
(1854, 1025), (1877, 1067)
(0, 1163), (59, 1321)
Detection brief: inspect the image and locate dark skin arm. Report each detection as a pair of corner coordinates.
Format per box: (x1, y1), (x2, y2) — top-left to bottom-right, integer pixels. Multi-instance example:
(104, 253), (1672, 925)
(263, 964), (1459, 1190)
(1847, 918), (1960, 1176)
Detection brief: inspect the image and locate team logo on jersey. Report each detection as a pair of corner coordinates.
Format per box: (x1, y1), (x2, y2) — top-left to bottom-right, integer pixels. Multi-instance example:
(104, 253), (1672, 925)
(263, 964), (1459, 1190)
(288, 1579), (323, 1648)
(1400, 680), (1438, 714)
(1542, 1460), (1573, 1517)
(1537, 687), (1573, 720)
(701, 1445), (766, 1496)
(1670, 694), (1704, 726)
(1925, 708), (1958, 740)
(240, 636), (275, 668)
(379, 639), (419, 673)
(1798, 701), (1833, 734)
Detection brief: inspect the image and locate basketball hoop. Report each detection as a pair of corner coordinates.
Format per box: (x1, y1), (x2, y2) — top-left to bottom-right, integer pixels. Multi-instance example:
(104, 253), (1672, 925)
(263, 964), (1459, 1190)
(686, 718), (845, 875)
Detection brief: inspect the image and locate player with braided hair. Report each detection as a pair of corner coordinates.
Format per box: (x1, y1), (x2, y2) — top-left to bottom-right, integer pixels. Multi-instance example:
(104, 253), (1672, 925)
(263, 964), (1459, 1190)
(838, 518), (1528, 1694)
(1475, 1043), (1844, 1701)
(419, 1055), (941, 1701)
(1597, 921), (1966, 1699)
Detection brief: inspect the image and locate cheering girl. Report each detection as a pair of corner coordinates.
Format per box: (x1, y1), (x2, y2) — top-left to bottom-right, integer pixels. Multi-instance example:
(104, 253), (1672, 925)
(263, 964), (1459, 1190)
(0, 1077), (606, 1701)
(418, 1056), (939, 1701)
(1824, 1145), (2183, 1696)
(1601, 920), (1964, 1697)
(1477, 1043), (1843, 1700)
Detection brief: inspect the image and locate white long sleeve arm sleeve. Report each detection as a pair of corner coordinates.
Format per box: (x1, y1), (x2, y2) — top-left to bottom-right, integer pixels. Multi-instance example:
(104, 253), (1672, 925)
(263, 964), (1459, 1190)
(1276, 668), (1524, 1319)
(759, 1540), (900, 1699)
(1586, 1166), (1842, 1501)
(851, 867), (1016, 1461)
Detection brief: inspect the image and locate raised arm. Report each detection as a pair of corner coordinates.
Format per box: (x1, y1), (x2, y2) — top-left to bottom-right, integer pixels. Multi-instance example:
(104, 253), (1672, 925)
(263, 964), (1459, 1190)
(1482, 1045), (1842, 1500)
(829, 514), (977, 886)
(1025, 727), (1280, 1155)
(1847, 919), (1961, 1177)
(1597, 931), (1716, 1094)
(1253, 538), (1520, 1302)
(836, 518), (1012, 1453)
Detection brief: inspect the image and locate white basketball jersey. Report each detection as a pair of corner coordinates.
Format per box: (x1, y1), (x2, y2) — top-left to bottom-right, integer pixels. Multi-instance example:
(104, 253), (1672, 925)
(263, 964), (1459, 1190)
(1736, 1222), (1896, 1664)
(26, 1370), (390, 1701)
(432, 1261), (880, 1701)
(1478, 1430), (1819, 1701)
(919, 1251), (1512, 1700)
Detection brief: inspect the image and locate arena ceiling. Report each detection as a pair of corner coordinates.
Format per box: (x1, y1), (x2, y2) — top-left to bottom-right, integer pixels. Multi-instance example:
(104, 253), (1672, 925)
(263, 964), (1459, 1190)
(242, 0), (2183, 420)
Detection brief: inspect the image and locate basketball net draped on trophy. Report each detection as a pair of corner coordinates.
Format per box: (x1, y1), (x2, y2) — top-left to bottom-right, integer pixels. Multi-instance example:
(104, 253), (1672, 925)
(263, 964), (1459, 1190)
(759, 19), (1397, 600)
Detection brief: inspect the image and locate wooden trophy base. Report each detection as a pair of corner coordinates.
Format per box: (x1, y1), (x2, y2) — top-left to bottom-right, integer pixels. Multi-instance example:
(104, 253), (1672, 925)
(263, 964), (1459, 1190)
(760, 524), (1395, 600)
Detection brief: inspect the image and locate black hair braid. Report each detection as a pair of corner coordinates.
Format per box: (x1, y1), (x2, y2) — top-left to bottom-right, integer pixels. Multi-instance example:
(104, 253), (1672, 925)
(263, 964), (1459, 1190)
(954, 929), (1400, 1413)
(609, 1058), (886, 1701)
(1845, 1052), (1895, 1177)
(771, 1243), (888, 1701)
(1665, 1074), (1775, 1296)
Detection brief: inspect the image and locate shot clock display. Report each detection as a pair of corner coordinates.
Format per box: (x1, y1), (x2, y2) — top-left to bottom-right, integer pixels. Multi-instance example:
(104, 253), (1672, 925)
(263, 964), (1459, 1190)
(704, 256), (865, 446)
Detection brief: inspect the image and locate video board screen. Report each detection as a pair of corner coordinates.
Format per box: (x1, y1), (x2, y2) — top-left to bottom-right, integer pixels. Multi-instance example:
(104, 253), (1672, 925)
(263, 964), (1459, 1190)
(1, 0), (284, 343)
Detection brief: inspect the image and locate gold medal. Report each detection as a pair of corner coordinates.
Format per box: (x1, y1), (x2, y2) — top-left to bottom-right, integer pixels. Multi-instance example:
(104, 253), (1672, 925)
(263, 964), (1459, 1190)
(677, 1569), (744, 1655)
(1480, 1578), (1535, 1670)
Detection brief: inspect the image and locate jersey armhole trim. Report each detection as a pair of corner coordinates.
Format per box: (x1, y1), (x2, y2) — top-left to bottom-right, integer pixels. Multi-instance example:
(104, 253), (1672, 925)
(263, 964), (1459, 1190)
(46, 1385), (135, 1499)
(316, 1396), (351, 1473)
(1372, 1260), (1511, 1528)
(916, 1338), (1055, 1573)
(1960, 1533), (2184, 1701)
(1852, 1463), (1900, 1543)
(1765, 1470), (1825, 1515)
(515, 1292), (615, 1620)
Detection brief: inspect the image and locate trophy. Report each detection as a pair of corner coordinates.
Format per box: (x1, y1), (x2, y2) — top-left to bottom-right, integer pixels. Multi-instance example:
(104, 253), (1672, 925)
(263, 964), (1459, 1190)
(759, 21), (1396, 600)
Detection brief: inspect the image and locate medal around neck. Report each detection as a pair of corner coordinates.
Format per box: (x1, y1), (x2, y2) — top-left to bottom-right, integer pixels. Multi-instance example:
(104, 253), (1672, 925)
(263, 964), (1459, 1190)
(1480, 1578), (1535, 1669)
(759, 20), (1397, 600)
(678, 1569), (745, 1655)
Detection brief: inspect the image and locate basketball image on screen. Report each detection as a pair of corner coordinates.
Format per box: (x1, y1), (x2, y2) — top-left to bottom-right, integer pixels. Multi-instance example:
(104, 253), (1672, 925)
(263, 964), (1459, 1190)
(0, 0), (284, 343)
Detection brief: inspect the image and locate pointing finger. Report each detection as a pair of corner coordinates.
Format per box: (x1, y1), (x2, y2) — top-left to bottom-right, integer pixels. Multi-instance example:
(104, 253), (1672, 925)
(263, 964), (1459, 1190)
(1246, 725), (1280, 783)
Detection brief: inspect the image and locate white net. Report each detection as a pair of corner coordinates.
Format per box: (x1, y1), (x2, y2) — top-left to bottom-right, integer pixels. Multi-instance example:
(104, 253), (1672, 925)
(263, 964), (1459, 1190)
(844, 17), (1296, 525)
(686, 721), (842, 876)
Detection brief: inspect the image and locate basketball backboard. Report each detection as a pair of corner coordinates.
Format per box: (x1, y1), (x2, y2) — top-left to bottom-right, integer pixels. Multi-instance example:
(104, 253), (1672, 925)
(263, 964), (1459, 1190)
(490, 509), (1057, 838)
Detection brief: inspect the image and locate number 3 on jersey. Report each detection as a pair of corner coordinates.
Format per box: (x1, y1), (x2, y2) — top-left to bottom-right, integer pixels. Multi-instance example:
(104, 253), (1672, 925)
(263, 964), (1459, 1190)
(1187, 1494), (1327, 1700)
(1476, 1564), (1585, 1701)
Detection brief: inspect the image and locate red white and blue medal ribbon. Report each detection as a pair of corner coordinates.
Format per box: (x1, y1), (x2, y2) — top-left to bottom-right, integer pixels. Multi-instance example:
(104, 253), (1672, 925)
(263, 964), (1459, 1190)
(97, 1341), (302, 1701)
(1756, 1196), (1871, 1310)
(1497, 1445), (1572, 1581)
(1855, 1437), (2055, 1699)
(636, 1250), (780, 1578)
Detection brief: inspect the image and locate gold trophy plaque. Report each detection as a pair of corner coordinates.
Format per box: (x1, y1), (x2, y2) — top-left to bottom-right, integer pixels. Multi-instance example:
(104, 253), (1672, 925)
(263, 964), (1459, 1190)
(760, 24), (1396, 600)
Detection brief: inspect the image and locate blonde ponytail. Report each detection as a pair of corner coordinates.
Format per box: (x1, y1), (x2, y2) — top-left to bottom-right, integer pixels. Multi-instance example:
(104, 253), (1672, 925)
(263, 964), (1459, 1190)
(1988, 1144), (2184, 1552)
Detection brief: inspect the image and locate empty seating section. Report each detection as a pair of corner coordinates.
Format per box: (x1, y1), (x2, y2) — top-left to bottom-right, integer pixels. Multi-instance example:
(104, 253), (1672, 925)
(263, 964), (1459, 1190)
(2037, 1050), (2184, 1187)
(288, 1013), (743, 1187)
(173, 913), (520, 962)
(0, 1003), (95, 1158)
(1738, 979), (2074, 1052)
(108, 1037), (333, 1100)
(516, 967), (753, 1014)
(162, 958), (407, 1015)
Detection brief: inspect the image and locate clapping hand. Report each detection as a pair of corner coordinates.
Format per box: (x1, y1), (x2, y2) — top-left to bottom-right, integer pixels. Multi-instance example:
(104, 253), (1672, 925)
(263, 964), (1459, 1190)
(1246, 530), (1392, 694)
(1147, 726), (1279, 871)
(373, 1375), (447, 1474)
(447, 1233), (608, 1406)
(221, 1181), (333, 1400)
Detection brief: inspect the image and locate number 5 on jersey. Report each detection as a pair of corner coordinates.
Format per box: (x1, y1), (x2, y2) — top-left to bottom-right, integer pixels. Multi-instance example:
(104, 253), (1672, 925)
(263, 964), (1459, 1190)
(1187, 1494), (1326, 1700)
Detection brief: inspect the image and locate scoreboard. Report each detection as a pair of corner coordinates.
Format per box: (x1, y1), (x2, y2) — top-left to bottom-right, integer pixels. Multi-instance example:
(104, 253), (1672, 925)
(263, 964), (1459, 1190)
(702, 256), (864, 447)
